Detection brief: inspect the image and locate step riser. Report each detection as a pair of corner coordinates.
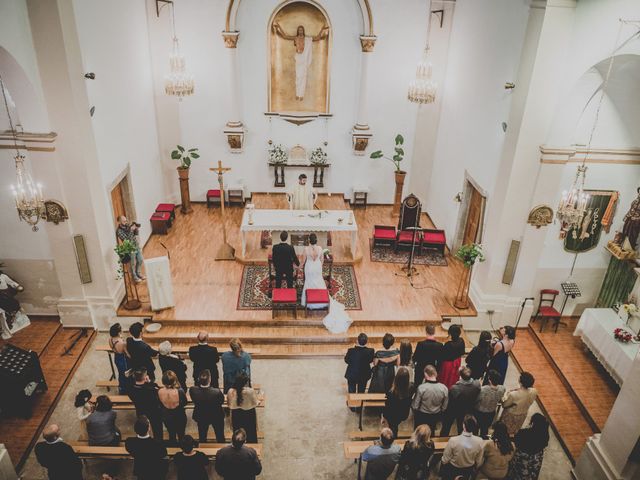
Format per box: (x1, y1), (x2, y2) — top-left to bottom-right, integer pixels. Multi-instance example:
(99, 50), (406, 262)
(147, 320), (439, 327)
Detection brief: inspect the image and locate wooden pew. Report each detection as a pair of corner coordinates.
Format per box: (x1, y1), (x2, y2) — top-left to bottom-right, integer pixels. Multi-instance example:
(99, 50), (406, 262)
(90, 393), (266, 410)
(96, 379), (262, 391)
(70, 442), (262, 460)
(346, 393), (386, 430)
(348, 431), (450, 442)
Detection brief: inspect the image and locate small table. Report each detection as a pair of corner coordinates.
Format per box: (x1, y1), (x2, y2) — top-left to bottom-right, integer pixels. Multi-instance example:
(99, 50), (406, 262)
(574, 308), (640, 385)
(352, 189), (369, 208)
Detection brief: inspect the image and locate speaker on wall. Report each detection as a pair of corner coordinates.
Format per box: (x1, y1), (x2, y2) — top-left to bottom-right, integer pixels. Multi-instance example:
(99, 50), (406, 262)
(73, 235), (92, 284)
(502, 239), (521, 285)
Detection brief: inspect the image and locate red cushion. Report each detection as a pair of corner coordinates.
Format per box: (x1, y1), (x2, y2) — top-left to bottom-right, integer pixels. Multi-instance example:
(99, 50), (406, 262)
(156, 203), (175, 212)
(306, 289), (329, 304)
(397, 231), (421, 243)
(207, 189), (221, 198)
(539, 306), (560, 317)
(374, 228), (396, 240)
(272, 288), (297, 303)
(541, 289), (559, 295)
(424, 231), (446, 244)
(150, 212), (170, 221)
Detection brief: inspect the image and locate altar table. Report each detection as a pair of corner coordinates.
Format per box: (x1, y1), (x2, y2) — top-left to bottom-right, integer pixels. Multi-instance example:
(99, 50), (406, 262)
(240, 209), (358, 258)
(574, 308), (640, 385)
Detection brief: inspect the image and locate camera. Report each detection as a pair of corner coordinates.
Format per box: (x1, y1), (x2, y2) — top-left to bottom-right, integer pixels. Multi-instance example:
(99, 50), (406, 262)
(132, 222), (141, 228)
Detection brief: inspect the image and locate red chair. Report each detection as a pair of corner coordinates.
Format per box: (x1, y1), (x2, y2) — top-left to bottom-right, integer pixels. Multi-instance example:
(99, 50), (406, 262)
(395, 229), (423, 253)
(206, 189), (222, 208)
(305, 289), (330, 317)
(150, 212), (170, 235)
(155, 203), (176, 225)
(373, 225), (397, 249)
(532, 289), (562, 332)
(423, 229), (446, 255)
(272, 288), (297, 319)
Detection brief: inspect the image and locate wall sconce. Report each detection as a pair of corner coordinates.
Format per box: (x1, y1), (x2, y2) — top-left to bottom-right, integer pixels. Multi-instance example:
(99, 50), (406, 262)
(454, 192), (463, 203)
(504, 82), (515, 90)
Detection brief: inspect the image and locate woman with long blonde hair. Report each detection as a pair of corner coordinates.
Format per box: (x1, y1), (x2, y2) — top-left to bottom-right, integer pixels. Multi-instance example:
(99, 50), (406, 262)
(395, 424), (435, 479)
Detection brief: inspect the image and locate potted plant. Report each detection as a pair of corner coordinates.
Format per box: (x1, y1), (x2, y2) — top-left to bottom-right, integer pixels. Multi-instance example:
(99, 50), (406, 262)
(171, 145), (199, 214)
(310, 147), (328, 187)
(454, 243), (485, 309)
(370, 134), (406, 215)
(268, 144), (288, 187)
(114, 240), (141, 310)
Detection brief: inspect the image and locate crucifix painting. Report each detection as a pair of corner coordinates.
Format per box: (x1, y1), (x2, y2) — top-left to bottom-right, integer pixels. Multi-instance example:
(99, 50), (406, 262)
(269, 2), (331, 114)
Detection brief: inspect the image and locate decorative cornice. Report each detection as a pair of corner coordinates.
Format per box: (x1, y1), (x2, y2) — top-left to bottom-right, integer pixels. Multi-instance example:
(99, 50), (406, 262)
(222, 31), (240, 48)
(360, 35), (377, 53)
(540, 145), (640, 165)
(0, 131), (57, 152)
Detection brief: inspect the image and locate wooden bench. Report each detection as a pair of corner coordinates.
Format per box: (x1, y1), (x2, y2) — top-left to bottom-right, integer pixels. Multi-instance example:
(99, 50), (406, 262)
(90, 393), (266, 411)
(348, 431), (451, 442)
(70, 442), (262, 460)
(346, 393), (387, 430)
(96, 379), (262, 391)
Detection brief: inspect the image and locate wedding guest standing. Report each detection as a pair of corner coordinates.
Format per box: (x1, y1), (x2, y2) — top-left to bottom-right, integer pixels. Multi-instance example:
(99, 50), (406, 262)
(465, 331), (492, 381)
(158, 341), (188, 392)
(397, 340), (415, 385)
(485, 326), (515, 385)
(440, 415), (484, 480)
(344, 333), (375, 395)
(222, 338), (252, 393)
(189, 369), (225, 443)
(215, 429), (262, 480)
(383, 367), (414, 438)
(369, 333), (400, 393)
(125, 416), (168, 480)
(173, 435), (209, 480)
(227, 373), (259, 443)
(35, 424), (84, 480)
(129, 368), (163, 440)
(440, 367), (480, 437)
(500, 372), (537, 435)
(437, 325), (466, 389)
(362, 428), (402, 480)
(395, 424), (435, 480)
(189, 331), (220, 387)
(127, 322), (158, 381)
(158, 370), (188, 445)
(411, 365), (448, 434)
(479, 421), (514, 480)
(109, 323), (130, 394)
(473, 370), (506, 438)
(412, 325), (443, 385)
(507, 414), (549, 480)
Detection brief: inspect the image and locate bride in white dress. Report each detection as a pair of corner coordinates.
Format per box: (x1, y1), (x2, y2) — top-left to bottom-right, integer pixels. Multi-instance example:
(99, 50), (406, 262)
(301, 234), (352, 334)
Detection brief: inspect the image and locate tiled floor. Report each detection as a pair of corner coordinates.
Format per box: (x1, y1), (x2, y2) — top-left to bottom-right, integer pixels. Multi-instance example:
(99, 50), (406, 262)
(530, 317), (619, 430)
(511, 327), (597, 461)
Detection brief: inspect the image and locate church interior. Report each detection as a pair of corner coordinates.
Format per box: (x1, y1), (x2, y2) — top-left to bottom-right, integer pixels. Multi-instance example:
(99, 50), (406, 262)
(0, 0), (639, 479)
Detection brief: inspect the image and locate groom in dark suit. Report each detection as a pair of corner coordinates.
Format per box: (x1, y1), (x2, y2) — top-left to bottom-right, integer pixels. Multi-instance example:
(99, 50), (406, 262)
(272, 231), (300, 288)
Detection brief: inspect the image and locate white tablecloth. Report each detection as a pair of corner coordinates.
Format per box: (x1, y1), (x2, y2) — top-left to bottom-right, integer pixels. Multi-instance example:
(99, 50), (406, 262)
(574, 308), (639, 385)
(240, 209), (358, 258)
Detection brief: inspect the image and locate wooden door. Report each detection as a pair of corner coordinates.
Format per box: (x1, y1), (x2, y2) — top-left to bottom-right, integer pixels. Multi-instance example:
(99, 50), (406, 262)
(110, 181), (127, 227)
(462, 185), (484, 245)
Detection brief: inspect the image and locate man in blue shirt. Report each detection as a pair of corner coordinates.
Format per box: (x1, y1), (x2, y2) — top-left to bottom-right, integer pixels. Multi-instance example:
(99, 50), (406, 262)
(361, 427), (401, 480)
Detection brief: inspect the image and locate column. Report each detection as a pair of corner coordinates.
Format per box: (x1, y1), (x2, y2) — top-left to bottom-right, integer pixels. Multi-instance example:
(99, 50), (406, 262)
(222, 31), (245, 153)
(352, 35), (376, 155)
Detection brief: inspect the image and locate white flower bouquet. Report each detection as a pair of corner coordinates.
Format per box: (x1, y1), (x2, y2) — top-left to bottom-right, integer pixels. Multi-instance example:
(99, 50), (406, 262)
(309, 147), (328, 165)
(268, 144), (288, 164)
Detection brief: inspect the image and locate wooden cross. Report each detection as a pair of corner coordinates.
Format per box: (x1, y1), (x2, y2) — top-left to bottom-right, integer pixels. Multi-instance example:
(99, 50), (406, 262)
(210, 160), (235, 260)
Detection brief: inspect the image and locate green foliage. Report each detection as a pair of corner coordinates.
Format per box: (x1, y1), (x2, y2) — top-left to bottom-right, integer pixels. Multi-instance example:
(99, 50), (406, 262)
(455, 243), (485, 268)
(369, 134), (405, 171)
(171, 145), (200, 168)
(115, 240), (137, 260)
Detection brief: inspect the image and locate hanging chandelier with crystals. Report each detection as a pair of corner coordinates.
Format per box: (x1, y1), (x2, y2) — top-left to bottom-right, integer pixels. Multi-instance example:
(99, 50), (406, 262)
(408, 2), (437, 105)
(164, 4), (194, 99)
(1, 74), (46, 232)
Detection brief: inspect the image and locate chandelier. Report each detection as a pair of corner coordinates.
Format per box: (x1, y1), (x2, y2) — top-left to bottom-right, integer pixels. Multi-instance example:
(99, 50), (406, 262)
(1, 74), (46, 232)
(164, 4), (193, 99)
(408, 2), (437, 105)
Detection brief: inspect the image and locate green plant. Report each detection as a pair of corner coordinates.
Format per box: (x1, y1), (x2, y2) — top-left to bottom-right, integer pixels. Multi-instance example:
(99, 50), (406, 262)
(171, 145), (200, 168)
(370, 134), (405, 172)
(455, 243), (485, 268)
(114, 240), (138, 278)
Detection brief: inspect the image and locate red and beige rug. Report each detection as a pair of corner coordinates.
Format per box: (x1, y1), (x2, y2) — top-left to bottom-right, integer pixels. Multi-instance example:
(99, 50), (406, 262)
(369, 241), (447, 266)
(238, 264), (362, 310)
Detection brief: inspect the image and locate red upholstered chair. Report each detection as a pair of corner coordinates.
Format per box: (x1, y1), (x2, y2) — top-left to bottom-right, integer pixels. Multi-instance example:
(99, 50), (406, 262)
(272, 288), (297, 319)
(150, 212), (170, 235)
(395, 229), (423, 253)
(533, 289), (562, 332)
(155, 203), (175, 226)
(373, 225), (397, 249)
(207, 189), (222, 208)
(423, 229), (447, 255)
(305, 289), (330, 317)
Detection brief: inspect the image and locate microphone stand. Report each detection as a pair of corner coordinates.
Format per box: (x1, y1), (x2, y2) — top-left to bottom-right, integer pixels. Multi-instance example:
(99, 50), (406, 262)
(514, 297), (535, 330)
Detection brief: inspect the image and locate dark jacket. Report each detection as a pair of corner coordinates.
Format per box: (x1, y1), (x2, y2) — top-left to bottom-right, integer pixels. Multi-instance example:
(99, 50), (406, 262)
(159, 354), (188, 389)
(344, 345), (375, 382)
(125, 436), (168, 479)
(447, 379), (481, 415)
(189, 384), (225, 423)
(465, 345), (491, 380)
(126, 337), (158, 376)
(441, 339), (466, 362)
(128, 381), (162, 419)
(34, 440), (83, 480)
(215, 444), (262, 480)
(412, 338), (443, 382)
(271, 242), (299, 274)
(189, 344), (220, 384)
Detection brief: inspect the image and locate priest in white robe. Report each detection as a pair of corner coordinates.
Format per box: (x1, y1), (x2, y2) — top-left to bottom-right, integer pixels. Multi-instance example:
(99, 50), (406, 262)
(288, 174), (317, 210)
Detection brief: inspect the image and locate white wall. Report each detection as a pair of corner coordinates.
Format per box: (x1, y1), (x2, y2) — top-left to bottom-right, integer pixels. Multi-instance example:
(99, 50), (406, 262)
(167, 0), (427, 204)
(72, 0), (166, 243)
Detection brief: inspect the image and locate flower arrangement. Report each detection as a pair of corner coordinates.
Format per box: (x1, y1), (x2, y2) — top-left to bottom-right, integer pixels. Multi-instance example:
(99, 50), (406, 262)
(613, 327), (633, 343)
(310, 147), (328, 165)
(455, 243), (485, 268)
(268, 144), (288, 164)
(622, 304), (638, 315)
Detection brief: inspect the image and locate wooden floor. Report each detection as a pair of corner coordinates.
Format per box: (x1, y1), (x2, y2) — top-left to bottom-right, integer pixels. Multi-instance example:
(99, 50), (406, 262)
(0, 318), (94, 468)
(119, 195), (476, 322)
(529, 317), (619, 431)
(511, 326), (598, 462)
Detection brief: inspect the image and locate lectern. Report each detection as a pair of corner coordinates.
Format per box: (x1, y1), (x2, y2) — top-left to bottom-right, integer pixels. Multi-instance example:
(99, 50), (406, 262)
(145, 256), (174, 311)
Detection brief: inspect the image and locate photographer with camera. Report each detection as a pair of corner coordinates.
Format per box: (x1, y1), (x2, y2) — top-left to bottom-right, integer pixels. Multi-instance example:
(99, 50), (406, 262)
(116, 215), (146, 283)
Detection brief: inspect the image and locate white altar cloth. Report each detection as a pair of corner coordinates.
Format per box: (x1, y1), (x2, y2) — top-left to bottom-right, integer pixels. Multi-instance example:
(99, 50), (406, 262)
(240, 209), (358, 258)
(574, 308), (639, 385)
(145, 256), (174, 311)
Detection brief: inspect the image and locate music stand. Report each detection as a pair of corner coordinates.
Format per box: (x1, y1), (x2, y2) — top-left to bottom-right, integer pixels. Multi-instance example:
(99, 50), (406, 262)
(560, 282), (581, 320)
(400, 226), (424, 279)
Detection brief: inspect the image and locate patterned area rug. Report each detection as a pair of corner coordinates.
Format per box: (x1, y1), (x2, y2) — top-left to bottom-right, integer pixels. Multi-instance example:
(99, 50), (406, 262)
(369, 240), (448, 266)
(238, 264), (362, 310)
